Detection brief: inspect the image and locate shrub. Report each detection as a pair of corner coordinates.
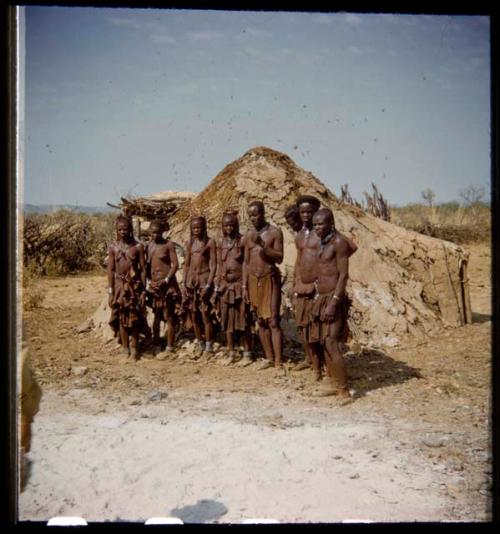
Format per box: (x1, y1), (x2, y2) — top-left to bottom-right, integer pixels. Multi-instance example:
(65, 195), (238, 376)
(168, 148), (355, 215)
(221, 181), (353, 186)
(23, 210), (116, 275)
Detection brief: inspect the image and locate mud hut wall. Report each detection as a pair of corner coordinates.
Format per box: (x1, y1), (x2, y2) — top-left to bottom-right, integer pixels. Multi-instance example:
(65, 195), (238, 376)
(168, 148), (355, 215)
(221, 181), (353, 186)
(119, 146), (472, 348)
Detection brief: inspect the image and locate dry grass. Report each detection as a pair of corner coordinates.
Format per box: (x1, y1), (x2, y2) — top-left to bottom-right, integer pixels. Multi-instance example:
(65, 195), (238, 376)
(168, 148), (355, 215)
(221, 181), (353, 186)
(391, 202), (490, 244)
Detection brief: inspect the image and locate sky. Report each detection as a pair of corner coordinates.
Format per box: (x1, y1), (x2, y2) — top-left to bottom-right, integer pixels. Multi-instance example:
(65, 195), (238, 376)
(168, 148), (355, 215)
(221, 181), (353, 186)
(21, 7), (491, 207)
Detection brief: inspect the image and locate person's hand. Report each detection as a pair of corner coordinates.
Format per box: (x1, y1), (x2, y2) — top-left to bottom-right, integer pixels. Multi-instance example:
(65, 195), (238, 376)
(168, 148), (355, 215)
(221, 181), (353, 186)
(139, 292), (146, 308)
(201, 285), (211, 300)
(108, 293), (114, 308)
(324, 302), (337, 322)
(243, 286), (249, 305)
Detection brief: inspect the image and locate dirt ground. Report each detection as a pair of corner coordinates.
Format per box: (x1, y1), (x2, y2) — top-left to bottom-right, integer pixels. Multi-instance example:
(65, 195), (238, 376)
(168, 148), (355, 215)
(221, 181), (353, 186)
(19, 242), (492, 523)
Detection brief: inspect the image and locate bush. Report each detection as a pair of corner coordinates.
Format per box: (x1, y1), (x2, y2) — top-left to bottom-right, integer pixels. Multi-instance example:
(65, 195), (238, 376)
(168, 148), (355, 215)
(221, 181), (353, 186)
(23, 210), (117, 275)
(22, 264), (45, 310)
(391, 202), (490, 244)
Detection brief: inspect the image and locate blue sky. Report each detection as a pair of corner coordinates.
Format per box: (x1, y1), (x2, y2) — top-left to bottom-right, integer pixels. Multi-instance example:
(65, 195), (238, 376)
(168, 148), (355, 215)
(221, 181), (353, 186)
(21, 7), (490, 207)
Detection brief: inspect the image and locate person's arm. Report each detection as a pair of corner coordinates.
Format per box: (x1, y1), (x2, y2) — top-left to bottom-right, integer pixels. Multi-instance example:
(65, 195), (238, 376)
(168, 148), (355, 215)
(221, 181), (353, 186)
(214, 241), (222, 290)
(339, 232), (358, 257)
(182, 240), (191, 290)
(207, 238), (217, 288)
(138, 243), (146, 287)
(324, 239), (349, 320)
(259, 227), (284, 264)
(293, 234), (302, 292)
(138, 243), (147, 306)
(242, 234), (249, 303)
(145, 243), (152, 284)
(106, 244), (115, 307)
(165, 242), (179, 283)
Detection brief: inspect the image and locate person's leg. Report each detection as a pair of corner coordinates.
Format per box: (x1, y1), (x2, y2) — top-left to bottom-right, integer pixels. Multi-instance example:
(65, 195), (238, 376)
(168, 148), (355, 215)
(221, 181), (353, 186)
(270, 318), (283, 368)
(244, 325), (253, 353)
(166, 312), (176, 350)
(323, 320), (350, 397)
(226, 330), (234, 352)
(270, 276), (283, 367)
(119, 323), (130, 357)
(202, 310), (213, 354)
(152, 310), (161, 344)
(311, 342), (323, 380)
(258, 320), (273, 360)
(129, 324), (139, 360)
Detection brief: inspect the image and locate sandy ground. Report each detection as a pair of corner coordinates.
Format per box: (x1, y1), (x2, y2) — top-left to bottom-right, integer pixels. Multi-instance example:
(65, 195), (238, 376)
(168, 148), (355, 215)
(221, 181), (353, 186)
(19, 242), (492, 523)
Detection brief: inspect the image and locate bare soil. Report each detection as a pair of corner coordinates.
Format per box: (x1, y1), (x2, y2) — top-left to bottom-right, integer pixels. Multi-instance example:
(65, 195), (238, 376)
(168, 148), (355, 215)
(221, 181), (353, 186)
(19, 242), (492, 523)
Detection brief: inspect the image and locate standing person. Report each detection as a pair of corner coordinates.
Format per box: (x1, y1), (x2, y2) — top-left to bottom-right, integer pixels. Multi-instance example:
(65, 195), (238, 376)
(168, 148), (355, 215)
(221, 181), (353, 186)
(292, 196), (323, 376)
(242, 200), (284, 372)
(310, 207), (353, 401)
(107, 215), (147, 361)
(293, 196), (358, 378)
(214, 211), (254, 366)
(182, 216), (217, 358)
(145, 219), (181, 359)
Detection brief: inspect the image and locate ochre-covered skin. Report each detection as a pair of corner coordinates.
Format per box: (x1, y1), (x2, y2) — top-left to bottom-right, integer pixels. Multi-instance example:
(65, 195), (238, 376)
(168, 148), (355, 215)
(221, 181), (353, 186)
(146, 221), (181, 349)
(243, 202), (284, 369)
(182, 217), (217, 352)
(107, 216), (147, 360)
(214, 213), (253, 356)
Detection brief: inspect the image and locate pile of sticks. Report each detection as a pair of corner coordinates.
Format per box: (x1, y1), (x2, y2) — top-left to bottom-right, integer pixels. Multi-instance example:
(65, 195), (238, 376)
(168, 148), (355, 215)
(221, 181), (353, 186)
(107, 195), (190, 221)
(363, 183), (391, 222)
(340, 183), (391, 222)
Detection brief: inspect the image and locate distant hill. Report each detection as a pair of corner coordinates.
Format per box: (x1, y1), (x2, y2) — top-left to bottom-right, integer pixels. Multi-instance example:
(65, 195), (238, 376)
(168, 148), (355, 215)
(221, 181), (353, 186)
(23, 204), (115, 214)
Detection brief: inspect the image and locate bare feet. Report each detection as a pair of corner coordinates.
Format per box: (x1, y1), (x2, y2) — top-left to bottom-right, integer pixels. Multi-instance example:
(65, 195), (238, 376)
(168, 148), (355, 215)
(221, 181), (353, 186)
(294, 361), (311, 371)
(274, 365), (287, 378)
(236, 354), (254, 367)
(311, 385), (337, 397)
(256, 359), (274, 371)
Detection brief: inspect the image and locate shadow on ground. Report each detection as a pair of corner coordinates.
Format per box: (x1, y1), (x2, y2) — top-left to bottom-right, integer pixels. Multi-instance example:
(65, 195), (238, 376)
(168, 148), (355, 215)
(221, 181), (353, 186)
(346, 348), (422, 398)
(170, 499), (228, 523)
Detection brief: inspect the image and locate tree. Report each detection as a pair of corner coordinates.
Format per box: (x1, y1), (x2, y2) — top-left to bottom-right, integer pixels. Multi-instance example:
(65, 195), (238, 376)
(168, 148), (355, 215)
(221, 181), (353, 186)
(421, 188), (436, 208)
(459, 186), (485, 207)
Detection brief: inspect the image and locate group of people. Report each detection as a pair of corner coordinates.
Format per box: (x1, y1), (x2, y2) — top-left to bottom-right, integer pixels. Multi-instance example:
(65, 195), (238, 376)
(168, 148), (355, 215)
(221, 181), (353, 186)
(107, 195), (357, 398)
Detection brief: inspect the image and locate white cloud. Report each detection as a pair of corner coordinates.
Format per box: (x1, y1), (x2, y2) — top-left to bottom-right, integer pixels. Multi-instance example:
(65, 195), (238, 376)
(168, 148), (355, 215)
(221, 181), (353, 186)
(187, 31), (224, 41)
(344, 13), (363, 26)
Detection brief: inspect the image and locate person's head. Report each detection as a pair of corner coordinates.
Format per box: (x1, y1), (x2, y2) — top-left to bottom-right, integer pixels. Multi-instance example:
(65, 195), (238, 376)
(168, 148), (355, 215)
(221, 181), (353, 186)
(116, 215), (133, 241)
(247, 200), (265, 229)
(285, 204), (302, 232)
(150, 219), (168, 243)
(296, 195), (321, 228)
(190, 216), (207, 240)
(222, 211), (239, 237)
(313, 207), (335, 239)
